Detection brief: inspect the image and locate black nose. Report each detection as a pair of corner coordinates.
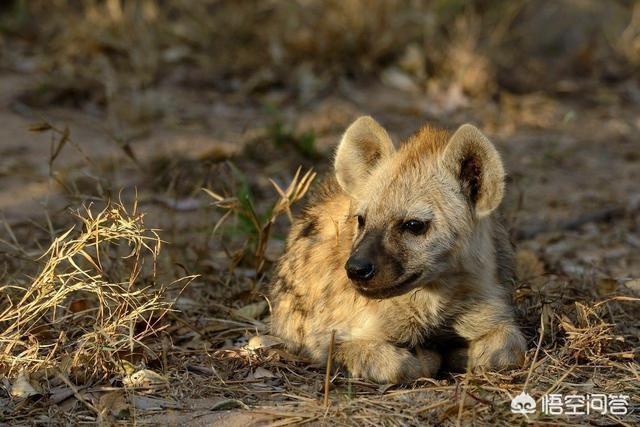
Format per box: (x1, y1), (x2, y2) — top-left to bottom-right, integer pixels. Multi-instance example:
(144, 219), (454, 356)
(345, 257), (375, 281)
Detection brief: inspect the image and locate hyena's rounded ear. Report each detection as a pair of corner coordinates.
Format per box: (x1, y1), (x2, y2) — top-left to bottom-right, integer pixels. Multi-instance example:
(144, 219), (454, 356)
(443, 124), (505, 217)
(334, 116), (395, 196)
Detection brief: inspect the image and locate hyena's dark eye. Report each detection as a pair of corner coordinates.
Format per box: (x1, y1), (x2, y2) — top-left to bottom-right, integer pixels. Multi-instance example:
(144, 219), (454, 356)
(356, 215), (365, 228)
(402, 219), (429, 235)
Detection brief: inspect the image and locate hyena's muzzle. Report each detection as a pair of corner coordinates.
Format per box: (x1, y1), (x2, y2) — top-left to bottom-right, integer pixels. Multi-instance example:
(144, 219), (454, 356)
(345, 230), (421, 298)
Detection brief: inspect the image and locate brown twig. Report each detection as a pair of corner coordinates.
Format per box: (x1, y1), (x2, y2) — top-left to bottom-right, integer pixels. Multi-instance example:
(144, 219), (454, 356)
(523, 313), (545, 391)
(323, 330), (336, 408)
(56, 372), (99, 415)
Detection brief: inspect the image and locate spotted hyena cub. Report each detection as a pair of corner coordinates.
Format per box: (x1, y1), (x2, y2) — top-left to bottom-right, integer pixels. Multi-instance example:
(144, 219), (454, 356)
(270, 116), (526, 383)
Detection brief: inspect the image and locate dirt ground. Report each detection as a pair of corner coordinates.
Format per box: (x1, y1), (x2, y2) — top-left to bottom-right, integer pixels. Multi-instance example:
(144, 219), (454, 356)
(1, 58), (639, 425)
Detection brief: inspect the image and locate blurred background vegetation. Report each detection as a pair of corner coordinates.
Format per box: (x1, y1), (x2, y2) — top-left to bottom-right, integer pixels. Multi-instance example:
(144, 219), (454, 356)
(2, 0), (639, 127)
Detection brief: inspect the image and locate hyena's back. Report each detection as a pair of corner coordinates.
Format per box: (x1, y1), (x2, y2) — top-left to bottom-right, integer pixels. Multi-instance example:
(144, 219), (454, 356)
(270, 176), (358, 357)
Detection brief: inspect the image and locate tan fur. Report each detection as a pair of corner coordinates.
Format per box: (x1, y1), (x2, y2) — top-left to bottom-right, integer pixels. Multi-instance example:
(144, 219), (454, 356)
(335, 116), (396, 197)
(270, 116), (526, 383)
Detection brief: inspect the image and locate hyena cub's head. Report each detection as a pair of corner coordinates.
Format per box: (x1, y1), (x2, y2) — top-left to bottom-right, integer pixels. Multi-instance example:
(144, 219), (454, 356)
(334, 116), (505, 298)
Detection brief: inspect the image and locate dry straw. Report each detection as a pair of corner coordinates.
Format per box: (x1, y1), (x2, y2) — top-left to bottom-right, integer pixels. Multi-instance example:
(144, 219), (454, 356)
(0, 202), (192, 380)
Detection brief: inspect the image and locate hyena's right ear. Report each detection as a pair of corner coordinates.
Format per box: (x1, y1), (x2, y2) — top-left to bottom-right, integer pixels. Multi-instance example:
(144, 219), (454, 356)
(334, 116), (395, 196)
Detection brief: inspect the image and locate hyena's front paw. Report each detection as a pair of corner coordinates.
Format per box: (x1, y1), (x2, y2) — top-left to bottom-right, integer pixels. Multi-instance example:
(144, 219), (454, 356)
(468, 326), (526, 370)
(335, 340), (440, 383)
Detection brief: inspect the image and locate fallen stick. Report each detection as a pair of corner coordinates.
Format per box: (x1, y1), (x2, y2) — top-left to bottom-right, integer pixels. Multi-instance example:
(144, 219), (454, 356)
(323, 330), (336, 408)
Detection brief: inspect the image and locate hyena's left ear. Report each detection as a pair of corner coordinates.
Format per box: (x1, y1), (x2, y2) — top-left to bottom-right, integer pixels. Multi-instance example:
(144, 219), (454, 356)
(334, 116), (395, 196)
(442, 124), (505, 217)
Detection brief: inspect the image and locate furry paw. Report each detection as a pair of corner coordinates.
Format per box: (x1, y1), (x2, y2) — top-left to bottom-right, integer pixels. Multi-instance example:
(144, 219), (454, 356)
(468, 326), (526, 370)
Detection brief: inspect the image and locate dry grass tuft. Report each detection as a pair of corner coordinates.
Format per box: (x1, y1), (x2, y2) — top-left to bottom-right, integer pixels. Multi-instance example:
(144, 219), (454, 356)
(0, 0), (519, 125)
(204, 167), (316, 274)
(0, 201), (191, 382)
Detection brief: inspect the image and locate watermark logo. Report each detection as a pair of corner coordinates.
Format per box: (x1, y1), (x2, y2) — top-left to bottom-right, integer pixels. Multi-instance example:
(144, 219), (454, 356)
(511, 392), (630, 416)
(511, 392), (536, 414)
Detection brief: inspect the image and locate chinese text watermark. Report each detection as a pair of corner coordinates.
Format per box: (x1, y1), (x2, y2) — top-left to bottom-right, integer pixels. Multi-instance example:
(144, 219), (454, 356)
(511, 391), (630, 416)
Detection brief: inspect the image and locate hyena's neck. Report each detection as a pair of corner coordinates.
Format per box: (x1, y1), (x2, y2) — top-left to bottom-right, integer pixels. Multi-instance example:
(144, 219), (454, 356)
(462, 216), (500, 283)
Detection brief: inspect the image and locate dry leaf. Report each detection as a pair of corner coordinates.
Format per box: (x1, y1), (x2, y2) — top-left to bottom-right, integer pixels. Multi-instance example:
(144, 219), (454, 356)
(123, 369), (168, 391)
(232, 301), (267, 320)
(624, 278), (640, 294)
(11, 371), (41, 398)
(245, 335), (284, 351)
(210, 399), (249, 411)
(252, 367), (277, 379)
